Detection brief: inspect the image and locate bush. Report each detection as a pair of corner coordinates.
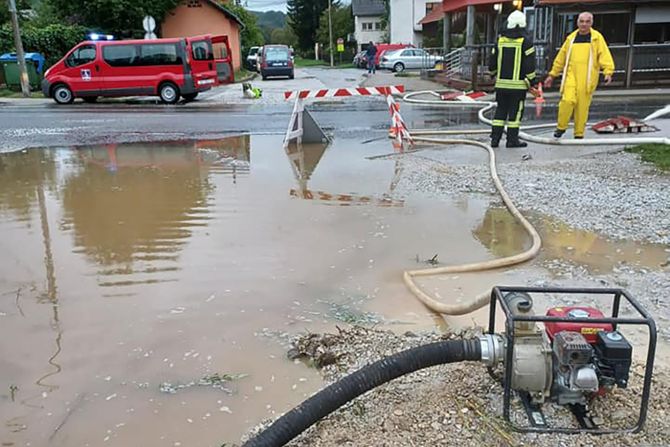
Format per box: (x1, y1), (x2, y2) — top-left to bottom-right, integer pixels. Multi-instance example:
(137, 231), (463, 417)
(0, 24), (87, 67)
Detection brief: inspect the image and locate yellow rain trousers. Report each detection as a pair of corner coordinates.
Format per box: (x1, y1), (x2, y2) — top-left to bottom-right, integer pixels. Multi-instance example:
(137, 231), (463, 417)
(549, 29), (615, 137)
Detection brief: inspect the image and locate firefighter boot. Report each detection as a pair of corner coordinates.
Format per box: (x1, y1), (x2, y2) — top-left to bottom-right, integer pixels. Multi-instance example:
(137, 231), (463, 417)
(490, 126), (504, 148)
(506, 128), (527, 148)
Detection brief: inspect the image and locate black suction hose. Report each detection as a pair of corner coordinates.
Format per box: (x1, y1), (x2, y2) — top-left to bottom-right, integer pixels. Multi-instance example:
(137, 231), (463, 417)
(242, 338), (482, 447)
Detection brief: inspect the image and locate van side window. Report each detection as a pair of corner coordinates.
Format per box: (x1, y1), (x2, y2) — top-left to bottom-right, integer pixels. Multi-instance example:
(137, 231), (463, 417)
(192, 41), (213, 61)
(140, 44), (182, 66)
(66, 45), (96, 67)
(103, 45), (139, 67)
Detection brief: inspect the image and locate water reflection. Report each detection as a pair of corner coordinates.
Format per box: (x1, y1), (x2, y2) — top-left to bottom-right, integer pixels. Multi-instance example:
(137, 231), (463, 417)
(473, 207), (669, 272)
(0, 150), (57, 222)
(286, 141), (405, 207)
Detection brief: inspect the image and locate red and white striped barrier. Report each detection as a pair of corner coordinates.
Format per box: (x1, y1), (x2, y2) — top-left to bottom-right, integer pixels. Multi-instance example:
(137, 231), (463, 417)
(440, 91), (489, 102)
(284, 85), (405, 101)
(386, 94), (414, 146)
(283, 85), (407, 149)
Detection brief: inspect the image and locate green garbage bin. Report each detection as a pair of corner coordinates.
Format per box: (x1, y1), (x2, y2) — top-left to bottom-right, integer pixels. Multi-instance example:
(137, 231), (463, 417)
(2, 61), (41, 91)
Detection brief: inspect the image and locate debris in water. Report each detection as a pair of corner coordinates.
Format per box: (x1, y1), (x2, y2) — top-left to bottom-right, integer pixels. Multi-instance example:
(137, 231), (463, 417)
(159, 373), (249, 395)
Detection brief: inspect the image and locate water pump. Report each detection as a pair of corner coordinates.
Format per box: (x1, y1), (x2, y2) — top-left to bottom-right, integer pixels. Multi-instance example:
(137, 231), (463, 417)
(481, 286), (657, 433)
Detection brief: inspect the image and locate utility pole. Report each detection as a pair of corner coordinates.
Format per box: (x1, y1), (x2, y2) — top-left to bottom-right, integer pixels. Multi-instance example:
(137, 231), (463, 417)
(7, 0), (31, 97)
(328, 0), (334, 67)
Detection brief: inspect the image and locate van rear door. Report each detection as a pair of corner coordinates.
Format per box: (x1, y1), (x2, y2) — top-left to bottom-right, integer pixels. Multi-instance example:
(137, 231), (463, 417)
(211, 35), (234, 84)
(187, 37), (217, 89)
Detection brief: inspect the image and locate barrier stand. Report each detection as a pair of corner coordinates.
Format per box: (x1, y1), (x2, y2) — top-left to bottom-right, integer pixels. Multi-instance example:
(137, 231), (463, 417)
(386, 93), (413, 147)
(283, 85), (406, 149)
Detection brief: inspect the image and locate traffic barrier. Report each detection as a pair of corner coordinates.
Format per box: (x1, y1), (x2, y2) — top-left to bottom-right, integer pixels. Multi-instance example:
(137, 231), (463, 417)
(283, 85), (406, 149)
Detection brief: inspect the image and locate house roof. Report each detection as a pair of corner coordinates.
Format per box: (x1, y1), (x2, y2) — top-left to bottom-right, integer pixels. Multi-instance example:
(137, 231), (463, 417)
(419, 6), (445, 24)
(419, 0), (501, 23)
(352, 0), (386, 17)
(203, 0), (245, 28)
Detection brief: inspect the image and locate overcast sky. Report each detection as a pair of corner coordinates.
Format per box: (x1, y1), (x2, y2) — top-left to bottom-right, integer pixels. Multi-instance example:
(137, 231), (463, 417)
(244, 0), (351, 13)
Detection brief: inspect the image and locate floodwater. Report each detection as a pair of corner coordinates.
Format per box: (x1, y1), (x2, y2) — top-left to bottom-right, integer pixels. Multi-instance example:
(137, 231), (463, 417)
(0, 135), (666, 446)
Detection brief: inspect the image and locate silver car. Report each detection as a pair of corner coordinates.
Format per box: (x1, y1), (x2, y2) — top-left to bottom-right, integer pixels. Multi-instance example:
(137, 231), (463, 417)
(380, 48), (443, 72)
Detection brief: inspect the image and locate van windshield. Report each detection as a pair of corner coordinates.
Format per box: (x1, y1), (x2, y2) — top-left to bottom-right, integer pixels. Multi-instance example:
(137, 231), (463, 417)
(265, 47), (289, 62)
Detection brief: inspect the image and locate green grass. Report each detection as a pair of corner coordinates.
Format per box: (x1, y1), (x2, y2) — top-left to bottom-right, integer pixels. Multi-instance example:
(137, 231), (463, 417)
(625, 143), (670, 171)
(294, 57), (328, 67)
(0, 88), (41, 98)
(233, 69), (255, 83)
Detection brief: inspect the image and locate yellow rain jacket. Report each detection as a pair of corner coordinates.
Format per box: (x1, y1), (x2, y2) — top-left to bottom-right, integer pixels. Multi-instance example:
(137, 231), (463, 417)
(549, 28), (615, 95)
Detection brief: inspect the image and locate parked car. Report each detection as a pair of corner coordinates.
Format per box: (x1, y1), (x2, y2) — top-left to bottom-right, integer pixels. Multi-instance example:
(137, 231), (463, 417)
(42, 34), (234, 104)
(246, 46), (260, 70)
(258, 44), (294, 80)
(374, 43), (414, 68)
(353, 50), (368, 69)
(380, 48), (443, 72)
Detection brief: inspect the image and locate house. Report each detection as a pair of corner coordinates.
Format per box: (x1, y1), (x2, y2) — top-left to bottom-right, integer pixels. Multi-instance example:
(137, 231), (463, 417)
(389, 0), (430, 46)
(535, 0), (670, 87)
(352, 0), (386, 51)
(416, 0), (670, 89)
(161, 0), (244, 71)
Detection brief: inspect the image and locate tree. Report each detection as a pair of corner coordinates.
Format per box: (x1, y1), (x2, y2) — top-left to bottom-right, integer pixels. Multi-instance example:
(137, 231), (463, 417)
(270, 26), (298, 47)
(315, 3), (353, 59)
(287, 0), (328, 55)
(223, 3), (264, 59)
(42, 0), (181, 38)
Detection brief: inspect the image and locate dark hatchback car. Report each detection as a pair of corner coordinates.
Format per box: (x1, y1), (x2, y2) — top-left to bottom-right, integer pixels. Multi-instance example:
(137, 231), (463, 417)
(259, 45), (294, 80)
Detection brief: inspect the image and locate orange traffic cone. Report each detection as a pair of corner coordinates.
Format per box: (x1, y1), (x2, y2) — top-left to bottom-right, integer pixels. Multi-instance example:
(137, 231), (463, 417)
(534, 82), (545, 118)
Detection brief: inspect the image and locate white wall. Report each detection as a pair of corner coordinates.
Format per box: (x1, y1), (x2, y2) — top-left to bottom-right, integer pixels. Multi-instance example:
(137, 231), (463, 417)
(389, 0), (427, 46)
(355, 16), (385, 51)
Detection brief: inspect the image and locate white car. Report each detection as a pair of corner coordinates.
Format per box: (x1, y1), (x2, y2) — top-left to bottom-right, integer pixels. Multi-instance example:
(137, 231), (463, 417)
(380, 48), (443, 72)
(246, 46), (260, 71)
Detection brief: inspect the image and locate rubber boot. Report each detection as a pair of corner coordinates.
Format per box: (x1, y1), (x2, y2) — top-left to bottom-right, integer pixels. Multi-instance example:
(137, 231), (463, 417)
(506, 128), (527, 148)
(490, 126), (504, 148)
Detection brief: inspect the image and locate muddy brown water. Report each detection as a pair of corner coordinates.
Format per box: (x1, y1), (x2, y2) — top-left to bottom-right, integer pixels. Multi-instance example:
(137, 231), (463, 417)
(0, 135), (666, 446)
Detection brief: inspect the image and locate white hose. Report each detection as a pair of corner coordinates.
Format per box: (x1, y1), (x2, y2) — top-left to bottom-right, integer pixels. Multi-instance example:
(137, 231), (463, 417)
(644, 104), (670, 122)
(402, 137), (542, 315)
(397, 91), (670, 316)
(403, 90), (670, 145)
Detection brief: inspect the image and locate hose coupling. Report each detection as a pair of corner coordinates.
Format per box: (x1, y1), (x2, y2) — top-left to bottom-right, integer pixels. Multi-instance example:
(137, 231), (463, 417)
(479, 334), (505, 367)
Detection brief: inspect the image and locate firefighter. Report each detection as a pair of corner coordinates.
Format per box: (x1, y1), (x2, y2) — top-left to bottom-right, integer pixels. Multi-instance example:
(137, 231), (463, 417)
(488, 10), (538, 148)
(544, 12), (614, 139)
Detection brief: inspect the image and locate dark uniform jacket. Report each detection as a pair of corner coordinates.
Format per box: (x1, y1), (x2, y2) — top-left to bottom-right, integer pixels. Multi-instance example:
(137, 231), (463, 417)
(488, 28), (538, 90)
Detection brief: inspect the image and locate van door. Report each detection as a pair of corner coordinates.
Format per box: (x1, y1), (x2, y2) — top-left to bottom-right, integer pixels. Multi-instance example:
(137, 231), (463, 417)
(62, 43), (101, 96)
(211, 35), (234, 84)
(100, 44), (152, 96)
(187, 37), (217, 89)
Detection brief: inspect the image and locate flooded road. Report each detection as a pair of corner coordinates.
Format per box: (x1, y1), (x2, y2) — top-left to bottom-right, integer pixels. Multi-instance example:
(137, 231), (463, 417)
(0, 134), (667, 446)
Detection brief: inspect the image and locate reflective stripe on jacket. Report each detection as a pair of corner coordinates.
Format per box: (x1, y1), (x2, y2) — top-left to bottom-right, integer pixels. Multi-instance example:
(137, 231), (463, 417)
(489, 32), (537, 91)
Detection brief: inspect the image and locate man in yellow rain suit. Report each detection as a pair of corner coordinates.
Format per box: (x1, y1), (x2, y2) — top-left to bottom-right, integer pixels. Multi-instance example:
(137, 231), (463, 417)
(544, 12), (615, 139)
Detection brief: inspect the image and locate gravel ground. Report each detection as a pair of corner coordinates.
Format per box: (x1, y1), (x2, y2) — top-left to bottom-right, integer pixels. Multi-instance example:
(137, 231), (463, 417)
(242, 126), (670, 446)
(244, 327), (670, 447)
(394, 142), (670, 245)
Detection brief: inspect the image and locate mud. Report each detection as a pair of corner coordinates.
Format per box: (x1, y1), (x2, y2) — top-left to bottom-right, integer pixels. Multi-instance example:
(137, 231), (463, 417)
(1, 132), (668, 446)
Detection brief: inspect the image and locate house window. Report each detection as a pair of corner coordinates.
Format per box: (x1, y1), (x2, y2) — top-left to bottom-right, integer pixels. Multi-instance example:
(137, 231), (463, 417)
(375, 22), (382, 30)
(362, 22), (373, 31)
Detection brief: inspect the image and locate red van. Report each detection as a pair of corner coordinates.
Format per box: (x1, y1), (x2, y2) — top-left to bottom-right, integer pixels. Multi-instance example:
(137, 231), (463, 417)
(42, 35), (234, 105)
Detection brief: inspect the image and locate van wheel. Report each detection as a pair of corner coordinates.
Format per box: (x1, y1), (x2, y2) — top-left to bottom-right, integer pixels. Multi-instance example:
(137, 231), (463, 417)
(52, 84), (74, 105)
(159, 82), (180, 104)
(393, 62), (405, 73)
(182, 93), (198, 102)
(83, 96), (98, 103)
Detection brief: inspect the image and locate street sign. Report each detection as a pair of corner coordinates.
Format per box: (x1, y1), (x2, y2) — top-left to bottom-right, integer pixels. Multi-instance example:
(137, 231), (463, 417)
(336, 38), (344, 53)
(142, 16), (156, 33)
